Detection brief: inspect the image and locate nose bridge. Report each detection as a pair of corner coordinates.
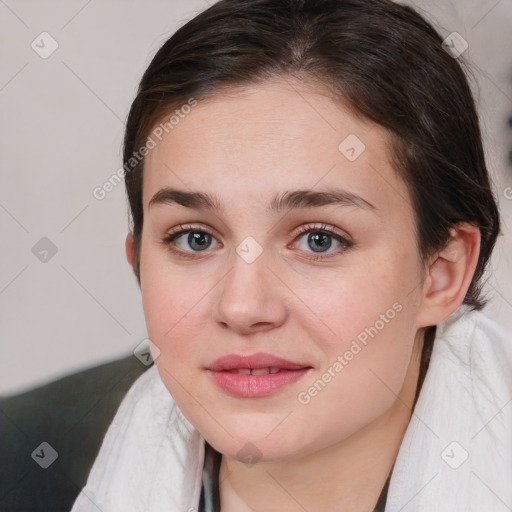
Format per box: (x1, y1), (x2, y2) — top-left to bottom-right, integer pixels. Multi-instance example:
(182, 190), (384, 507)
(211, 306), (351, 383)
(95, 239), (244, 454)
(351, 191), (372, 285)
(213, 241), (287, 332)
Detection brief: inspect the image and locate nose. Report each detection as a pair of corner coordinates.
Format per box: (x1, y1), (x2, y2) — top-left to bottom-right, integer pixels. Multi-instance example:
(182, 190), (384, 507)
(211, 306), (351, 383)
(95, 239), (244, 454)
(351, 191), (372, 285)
(212, 250), (288, 335)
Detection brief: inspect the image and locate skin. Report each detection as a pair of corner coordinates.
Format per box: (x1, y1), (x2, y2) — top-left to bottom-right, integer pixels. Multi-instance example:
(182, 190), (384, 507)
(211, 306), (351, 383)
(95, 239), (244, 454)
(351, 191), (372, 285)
(125, 77), (480, 512)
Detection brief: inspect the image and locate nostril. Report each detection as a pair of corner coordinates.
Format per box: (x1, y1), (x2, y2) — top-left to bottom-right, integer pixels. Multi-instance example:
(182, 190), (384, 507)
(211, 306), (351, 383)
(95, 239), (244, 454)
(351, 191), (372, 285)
(251, 321), (274, 331)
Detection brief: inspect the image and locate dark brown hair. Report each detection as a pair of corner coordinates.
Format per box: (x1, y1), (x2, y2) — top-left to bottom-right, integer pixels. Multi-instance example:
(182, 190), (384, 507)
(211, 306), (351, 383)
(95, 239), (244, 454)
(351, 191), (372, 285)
(123, 0), (501, 394)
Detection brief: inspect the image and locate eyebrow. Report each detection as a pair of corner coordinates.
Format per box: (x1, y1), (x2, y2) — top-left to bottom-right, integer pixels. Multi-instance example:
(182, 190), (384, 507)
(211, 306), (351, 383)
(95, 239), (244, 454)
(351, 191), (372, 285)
(148, 187), (376, 213)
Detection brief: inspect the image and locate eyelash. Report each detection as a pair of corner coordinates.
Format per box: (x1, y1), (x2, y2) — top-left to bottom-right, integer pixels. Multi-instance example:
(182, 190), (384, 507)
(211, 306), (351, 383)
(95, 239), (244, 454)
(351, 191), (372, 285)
(161, 223), (353, 261)
(162, 224), (216, 260)
(292, 223), (353, 261)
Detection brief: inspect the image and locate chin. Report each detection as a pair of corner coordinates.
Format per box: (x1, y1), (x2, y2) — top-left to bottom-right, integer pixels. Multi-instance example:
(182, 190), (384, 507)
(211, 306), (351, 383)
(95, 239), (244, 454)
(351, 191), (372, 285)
(198, 416), (314, 463)
(212, 436), (301, 464)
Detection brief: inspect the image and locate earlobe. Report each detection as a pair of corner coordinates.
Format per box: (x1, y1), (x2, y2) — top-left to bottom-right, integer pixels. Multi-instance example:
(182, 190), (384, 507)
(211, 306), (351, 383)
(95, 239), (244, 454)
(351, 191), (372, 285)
(417, 224), (481, 327)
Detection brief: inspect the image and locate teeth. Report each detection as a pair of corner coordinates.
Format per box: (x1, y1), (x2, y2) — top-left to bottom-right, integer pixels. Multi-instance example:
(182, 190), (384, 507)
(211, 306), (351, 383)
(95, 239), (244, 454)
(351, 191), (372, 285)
(251, 368), (270, 375)
(234, 368), (251, 375)
(228, 368), (282, 375)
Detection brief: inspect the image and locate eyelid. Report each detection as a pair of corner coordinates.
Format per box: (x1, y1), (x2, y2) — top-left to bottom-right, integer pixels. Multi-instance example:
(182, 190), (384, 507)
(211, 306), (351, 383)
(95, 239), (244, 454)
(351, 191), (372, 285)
(165, 223), (217, 239)
(291, 222), (352, 244)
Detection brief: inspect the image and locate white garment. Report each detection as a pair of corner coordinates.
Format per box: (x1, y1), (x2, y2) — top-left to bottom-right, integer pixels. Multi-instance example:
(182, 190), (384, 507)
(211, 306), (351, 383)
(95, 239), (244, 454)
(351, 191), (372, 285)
(71, 306), (512, 512)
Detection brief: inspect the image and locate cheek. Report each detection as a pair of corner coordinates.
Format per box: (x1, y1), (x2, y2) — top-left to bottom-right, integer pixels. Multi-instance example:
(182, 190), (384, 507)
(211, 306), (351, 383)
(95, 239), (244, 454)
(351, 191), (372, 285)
(292, 248), (417, 350)
(294, 305), (417, 451)
(289, 255), (418, 414)
(139, 248), (213, 365)
(140, 260), (211, 415)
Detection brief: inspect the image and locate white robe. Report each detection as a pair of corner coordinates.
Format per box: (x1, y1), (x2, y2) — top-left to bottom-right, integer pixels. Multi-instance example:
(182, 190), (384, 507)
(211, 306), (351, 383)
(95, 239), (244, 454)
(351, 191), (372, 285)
(71, 306), (512, 511)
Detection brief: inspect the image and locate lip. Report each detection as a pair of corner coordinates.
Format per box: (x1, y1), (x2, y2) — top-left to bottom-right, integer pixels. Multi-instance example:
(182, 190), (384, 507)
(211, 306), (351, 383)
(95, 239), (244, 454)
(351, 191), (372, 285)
(207, 352), (312, 398)
(208, 353), (308, 371)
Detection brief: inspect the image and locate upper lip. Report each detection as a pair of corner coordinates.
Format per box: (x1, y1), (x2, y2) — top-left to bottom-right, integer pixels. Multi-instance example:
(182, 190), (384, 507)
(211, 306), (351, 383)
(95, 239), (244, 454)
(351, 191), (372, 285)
(207, 352), (310, 371)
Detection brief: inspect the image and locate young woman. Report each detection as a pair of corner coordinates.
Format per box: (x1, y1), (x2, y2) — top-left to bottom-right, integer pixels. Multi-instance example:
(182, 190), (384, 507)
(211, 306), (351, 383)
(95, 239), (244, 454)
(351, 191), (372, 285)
(70, 0), (512, 510)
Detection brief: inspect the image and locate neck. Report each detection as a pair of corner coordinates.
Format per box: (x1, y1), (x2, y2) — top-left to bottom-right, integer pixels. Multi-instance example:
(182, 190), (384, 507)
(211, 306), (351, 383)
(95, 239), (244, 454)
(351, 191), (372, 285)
(218, 335), (423, 512)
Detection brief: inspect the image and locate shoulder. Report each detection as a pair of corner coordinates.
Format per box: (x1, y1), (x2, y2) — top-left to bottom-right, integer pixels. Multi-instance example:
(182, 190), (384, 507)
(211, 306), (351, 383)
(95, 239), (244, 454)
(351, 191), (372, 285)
(0, 354), (150, 512)
(437, 306), (512, 364)
(433, 307), (512, 411)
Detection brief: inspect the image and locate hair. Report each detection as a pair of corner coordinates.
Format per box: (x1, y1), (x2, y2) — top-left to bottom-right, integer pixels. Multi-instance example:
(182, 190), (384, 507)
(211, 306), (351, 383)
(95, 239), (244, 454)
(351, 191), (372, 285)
(123, 0), (501, 399)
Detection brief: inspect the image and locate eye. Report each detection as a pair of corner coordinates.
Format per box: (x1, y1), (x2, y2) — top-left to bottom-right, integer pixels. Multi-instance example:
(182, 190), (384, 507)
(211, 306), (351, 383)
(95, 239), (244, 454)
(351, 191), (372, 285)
(292, 223), (352, 260)
(162, 224), (221, 257)
(162, 222), (352, 261)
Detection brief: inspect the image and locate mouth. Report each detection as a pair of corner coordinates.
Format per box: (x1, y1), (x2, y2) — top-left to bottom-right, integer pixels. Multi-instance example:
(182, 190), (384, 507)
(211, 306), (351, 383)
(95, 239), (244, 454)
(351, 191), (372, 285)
(207, 352), (312, 398)
(225, 367), (283, 375)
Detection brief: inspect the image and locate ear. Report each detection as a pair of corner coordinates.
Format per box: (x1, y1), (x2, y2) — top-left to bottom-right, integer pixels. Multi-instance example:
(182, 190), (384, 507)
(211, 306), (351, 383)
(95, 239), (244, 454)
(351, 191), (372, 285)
(416, 223), (481, 328)
(125, 232), (135, 269)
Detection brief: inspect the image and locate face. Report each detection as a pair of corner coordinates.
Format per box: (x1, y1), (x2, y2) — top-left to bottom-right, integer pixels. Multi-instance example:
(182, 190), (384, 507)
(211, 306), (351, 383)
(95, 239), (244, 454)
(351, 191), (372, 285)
(137, 78), (427, 463)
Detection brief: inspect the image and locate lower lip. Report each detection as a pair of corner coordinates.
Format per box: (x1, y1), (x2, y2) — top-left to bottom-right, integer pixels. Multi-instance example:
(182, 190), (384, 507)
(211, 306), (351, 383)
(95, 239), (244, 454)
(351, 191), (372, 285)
(207, 368), (311, 398)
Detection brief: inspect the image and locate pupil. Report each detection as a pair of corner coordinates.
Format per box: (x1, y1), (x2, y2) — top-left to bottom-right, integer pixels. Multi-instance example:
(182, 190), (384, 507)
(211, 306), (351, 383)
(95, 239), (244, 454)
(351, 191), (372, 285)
(188, 232), (211, 251)
(308, 232), (331, 252)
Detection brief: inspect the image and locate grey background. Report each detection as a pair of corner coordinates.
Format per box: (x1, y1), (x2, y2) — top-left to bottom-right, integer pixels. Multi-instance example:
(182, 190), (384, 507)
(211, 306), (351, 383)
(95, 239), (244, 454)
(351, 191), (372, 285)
(1, 0), (511, 395)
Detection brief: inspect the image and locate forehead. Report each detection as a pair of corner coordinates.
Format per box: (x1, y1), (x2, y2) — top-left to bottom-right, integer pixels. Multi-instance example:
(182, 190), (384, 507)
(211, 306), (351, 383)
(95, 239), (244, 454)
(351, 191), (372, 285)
(142, 78), (411, 217)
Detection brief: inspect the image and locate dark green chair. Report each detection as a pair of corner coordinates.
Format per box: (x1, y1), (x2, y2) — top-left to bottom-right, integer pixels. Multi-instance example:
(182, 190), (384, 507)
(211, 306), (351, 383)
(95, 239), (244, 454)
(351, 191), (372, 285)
(0, 355), (151, 511)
